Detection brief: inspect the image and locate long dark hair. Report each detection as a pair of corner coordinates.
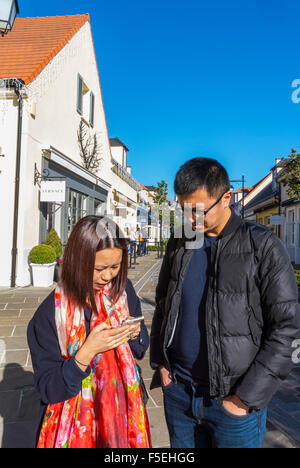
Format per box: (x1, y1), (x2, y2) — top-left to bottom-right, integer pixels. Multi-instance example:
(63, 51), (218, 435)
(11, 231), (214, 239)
(60, 216), (128, 314)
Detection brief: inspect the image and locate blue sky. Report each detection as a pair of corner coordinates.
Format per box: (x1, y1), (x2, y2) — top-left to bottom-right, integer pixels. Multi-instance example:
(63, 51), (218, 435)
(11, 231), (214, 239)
(19, 0), (300, 198)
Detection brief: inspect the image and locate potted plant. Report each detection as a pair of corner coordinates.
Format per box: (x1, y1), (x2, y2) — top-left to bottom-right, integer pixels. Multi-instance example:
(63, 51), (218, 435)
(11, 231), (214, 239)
(45, 228), (63, 282)
(29, 245), (57, 288)
(295, 270), (300, 287)
(45, 228), (63, 258)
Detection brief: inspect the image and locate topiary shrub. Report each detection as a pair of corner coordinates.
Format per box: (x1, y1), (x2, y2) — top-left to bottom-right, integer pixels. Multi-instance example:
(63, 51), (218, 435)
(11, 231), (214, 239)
(45, 228), (63, 258)
(29, 245), (57, 265)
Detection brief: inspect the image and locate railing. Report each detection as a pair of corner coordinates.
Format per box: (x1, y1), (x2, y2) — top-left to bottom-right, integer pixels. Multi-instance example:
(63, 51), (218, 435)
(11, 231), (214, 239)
(111, 158), (141, 192)
(127, 240), (166, 268)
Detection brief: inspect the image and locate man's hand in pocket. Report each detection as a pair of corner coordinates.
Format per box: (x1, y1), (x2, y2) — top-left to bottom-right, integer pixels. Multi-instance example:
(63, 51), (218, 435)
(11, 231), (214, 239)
(159, 366), (173, 387)
(222, 395), (249, 416)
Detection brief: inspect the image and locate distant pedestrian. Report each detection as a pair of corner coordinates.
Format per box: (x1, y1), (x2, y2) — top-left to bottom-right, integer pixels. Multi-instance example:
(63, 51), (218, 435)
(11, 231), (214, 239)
(136, 228), (143, 255)
(141, 227), (148, 255)
(150, 157), (300, 449)
(28, 216), (151, 448)
(129, 228), (136, 255)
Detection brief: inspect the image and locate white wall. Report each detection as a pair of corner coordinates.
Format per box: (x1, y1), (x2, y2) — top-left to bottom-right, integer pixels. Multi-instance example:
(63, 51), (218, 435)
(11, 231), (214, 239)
(0, 21), (113, 286)
(111, 146), (124, 167)
(0, 94), (18, 286)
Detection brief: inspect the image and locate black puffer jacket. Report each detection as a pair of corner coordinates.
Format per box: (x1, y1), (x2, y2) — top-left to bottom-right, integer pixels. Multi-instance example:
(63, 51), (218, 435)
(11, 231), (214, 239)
(150, 209), (300, 410)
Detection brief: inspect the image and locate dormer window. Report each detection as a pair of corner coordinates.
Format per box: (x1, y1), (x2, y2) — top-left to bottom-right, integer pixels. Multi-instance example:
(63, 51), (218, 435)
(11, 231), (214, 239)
(77, 74), (95, 127)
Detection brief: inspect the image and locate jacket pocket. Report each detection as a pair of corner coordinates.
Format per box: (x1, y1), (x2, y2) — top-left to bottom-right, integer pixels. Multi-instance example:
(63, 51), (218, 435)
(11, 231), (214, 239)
(248, 308), (262, 347)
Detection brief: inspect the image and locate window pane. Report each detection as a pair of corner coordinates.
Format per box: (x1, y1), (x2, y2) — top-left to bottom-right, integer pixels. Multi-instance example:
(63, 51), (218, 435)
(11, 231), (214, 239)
(288, 210), (295, 222)
(77, 75), (83, 114)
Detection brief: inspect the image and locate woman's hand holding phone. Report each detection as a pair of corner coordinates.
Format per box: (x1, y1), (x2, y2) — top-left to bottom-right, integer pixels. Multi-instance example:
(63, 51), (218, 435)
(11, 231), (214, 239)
(121, 316), (144, 340)
(75, 322), (138, 371)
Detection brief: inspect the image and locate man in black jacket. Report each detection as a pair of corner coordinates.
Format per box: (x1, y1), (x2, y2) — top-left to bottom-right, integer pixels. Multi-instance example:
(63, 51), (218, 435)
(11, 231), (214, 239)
(150, 157), (300, 448)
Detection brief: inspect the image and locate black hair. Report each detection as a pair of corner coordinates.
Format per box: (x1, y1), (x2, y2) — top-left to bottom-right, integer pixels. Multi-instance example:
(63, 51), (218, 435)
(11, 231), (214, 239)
(174, 157), (231, 198)
(60, 216), (128, 313)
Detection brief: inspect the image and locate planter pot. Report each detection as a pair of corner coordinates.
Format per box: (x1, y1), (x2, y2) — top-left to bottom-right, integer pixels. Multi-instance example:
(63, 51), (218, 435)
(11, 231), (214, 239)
(30, 262), (57, 288)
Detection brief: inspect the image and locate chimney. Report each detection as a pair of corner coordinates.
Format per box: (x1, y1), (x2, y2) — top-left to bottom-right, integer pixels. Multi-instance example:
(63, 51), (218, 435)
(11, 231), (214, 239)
(127, 166), (132, 175)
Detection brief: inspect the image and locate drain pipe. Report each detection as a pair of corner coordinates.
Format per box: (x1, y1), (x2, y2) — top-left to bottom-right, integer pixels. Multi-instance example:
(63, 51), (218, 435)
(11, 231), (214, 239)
(10, 79), (24, 288)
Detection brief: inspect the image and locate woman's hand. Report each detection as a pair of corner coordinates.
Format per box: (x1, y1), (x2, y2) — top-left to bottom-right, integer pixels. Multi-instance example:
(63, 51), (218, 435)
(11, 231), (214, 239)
(75, 322), (136, 370)
(127, 318), (141, 340)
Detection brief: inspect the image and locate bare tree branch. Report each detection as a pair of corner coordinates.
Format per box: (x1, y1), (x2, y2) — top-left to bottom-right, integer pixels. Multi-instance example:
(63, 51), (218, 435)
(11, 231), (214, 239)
(77, 120), (103, 174)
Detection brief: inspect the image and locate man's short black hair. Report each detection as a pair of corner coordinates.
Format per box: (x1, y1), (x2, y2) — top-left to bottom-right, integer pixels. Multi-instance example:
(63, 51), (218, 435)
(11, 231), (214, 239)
(174, 157), (231, 198)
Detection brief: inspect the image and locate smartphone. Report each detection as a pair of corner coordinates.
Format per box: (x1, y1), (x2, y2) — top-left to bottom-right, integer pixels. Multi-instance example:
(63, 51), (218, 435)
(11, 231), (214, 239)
(121, 316), (145, 326)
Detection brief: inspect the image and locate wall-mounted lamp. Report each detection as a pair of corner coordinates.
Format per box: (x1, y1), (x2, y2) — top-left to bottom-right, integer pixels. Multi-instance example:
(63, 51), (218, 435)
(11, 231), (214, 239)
(0, 0), (20, 37)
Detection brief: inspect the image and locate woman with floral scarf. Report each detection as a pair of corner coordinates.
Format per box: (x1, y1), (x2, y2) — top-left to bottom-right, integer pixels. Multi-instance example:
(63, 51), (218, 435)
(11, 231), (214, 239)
(28, 216), (151, 448)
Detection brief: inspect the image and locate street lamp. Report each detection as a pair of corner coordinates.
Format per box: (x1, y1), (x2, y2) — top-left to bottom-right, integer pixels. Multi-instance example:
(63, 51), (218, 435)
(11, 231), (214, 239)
(0, 0), (19, 37)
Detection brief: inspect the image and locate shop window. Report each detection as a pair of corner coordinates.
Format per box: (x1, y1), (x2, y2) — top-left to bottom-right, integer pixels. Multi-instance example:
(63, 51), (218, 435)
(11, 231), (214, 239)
(94, 200), (105, 216)
(67, 189), (88, 239)
(45, 203), (63, 244)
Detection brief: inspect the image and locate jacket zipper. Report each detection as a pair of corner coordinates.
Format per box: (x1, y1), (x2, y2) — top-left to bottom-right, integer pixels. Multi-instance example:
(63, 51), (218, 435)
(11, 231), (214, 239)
(166, 244), (194, 350)
(166, 247), (188, 349)
(213, 240), (225, 397)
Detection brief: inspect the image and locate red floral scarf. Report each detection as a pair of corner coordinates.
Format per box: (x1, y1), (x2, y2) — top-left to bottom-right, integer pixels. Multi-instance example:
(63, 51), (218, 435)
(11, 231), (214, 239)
(37, 284), (151, 448)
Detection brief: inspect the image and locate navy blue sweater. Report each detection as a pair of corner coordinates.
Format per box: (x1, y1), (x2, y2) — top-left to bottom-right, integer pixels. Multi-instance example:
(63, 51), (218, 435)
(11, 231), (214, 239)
(169, 234), (219, 390)
(27, 279), (149, 440)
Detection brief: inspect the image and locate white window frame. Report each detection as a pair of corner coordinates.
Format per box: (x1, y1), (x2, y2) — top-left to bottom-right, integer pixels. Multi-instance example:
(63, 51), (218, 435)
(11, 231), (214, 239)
(286, 209), (295, 246)
(77, 74), (95, 127)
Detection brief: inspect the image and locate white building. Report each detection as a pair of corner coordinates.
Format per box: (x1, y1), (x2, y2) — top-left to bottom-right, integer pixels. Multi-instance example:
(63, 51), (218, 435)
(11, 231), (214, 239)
(0, 15), (116, 287)
(243, 173), (273, 222)
(109, 138), (139, 238)
(277, 161), (300, 265)
(137, 183), (160, 243)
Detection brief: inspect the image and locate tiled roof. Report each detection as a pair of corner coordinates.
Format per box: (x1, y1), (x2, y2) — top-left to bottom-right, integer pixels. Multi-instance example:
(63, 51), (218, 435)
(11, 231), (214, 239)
(0, 14), (90, 85)
(235, 187), (252, 194)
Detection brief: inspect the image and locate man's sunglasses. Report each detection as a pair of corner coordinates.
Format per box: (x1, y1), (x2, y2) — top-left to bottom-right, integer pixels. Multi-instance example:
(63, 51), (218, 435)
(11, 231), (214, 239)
(190, 189), (230, 216)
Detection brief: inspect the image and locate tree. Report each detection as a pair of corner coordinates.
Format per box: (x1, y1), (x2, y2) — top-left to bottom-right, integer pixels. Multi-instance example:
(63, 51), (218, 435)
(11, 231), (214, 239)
(153, 181), (169, 242)
(281, 149), (300, 201)
(153, 180), (168, 205)
(77, 120), (103, 174)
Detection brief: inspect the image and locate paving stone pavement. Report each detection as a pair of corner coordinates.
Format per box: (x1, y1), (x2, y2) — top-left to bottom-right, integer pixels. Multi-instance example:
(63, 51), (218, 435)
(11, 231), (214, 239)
(0, 251), (299, 448)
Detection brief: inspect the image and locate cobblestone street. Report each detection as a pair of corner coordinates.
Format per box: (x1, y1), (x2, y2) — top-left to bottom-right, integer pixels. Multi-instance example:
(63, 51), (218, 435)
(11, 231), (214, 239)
(0, 252), (299, 448)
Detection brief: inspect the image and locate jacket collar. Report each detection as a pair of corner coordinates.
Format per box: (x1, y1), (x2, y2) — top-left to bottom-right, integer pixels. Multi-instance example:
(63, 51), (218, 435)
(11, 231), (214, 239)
(219, 207), (242, 239)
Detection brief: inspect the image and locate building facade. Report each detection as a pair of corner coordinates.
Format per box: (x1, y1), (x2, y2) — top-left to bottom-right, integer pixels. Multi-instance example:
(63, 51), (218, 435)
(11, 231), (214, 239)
(0, 15), (114, 287)
(277, 165), (300, 265)
(109, 138), (139, 238)
(243, 157), (299, 264)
